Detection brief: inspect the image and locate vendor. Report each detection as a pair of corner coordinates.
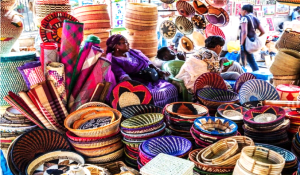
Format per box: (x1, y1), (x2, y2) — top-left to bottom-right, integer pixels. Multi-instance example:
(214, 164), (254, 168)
(175, 36), (244, 92)
(106, 34), (178, 107)
(154, 47), (186, 69)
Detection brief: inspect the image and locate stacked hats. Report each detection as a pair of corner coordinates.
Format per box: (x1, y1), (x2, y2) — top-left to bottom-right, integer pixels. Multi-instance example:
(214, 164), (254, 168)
(74, 5), (111, 54)
(243, 106), (289, 148)
(164, 102), (208, 142)
(286, 110), (300, 134)
(64, 106), (123, 164)
(217, 104), (248, 135)
(256, 143), (298, 175)
(34, 0), (71, 26)
(0, 107), (37, 151)
(121, 113), (166, 168)
(138, 136), (192, 169)
(125, 3), (158, 59)
(189, 136), (254, 175)
(192, 116), (239, 148)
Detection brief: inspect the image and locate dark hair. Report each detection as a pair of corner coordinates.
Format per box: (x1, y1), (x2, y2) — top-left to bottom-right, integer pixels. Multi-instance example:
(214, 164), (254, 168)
(157, 47), (170, 59)
(294, 6), (300, 11)
(205, 36), (225, 48)
(242, 4), (253, 13)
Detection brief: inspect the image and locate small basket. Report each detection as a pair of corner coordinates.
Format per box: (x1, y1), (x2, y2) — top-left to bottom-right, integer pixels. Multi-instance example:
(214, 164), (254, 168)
(165, 102), (208, 119)
(272, 75), (300, 86)
(121, 104), (162, 119)
(121, 113), (164, 129)
(86, 148), (124, 164)
(73, 141), (123, 157)
(64, 107), (122, 137)
(77, 102), (110, 110)
(121, 123), (166, 139)
(121, 120), (164, 134)
(239, 146), (285, 175)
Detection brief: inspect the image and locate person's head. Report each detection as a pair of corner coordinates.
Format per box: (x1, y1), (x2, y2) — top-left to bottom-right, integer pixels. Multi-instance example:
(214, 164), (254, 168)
(205, 36), (225, 55)
(106, 34), (129, 54)
(241, 4), (253, 16)
(157, 47), (176, 61)
(162, 3), (168, 9)
(294, 6), (300, 12)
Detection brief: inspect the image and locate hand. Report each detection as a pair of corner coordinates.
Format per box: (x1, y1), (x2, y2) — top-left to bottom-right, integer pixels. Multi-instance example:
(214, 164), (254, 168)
(177, 52), (186, 61)
(158, 70), (171, 77)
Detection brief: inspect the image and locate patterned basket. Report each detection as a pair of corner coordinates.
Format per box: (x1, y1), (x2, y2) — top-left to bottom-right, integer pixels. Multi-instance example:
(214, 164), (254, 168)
(121, 113), (164, 129)
(194, 72), (228, 94)
(66, 129), (119, 142)
(0, 52), (35, 106)
(196, 88), (239, 108)
(35, 0), (69, 4)
(121, 123), (166, 139)
(272, 75), (300, 87)
(141, 136), (192, 157)
(121, 120), (164, 134)
(64, 107), (122, 137)
(86, 148), (124, 164)
(165, 102), (208, 119)
(121, 104), (162, 119)
(276, 29), (300, 52)
(73, 141), (123, 157)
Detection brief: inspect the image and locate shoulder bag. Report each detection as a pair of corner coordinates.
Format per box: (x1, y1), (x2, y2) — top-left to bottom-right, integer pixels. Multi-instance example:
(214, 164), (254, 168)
(244, 15), (264, 53)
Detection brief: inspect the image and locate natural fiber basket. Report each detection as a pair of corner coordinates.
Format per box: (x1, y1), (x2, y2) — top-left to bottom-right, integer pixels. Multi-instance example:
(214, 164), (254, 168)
(66, 129), (120, 142)
(239, 146), (285, 175)
(26, 151), (85, 175)
(270, 49), (300, 76)
(73, 141), (123, 157)
(77, 102), (110, 110)
(272, 75), (300, 86)
(121, 121), (164, 134)
(64, 107), (122, 137)
(199, 138), (238, 164)
(35, 4), (71, 15)
(121, 104), (162, 119)
(68, 133), (122, 149)
(165, 102), (208, 119)
(86, 148), (124, 164)
(74, 4), (108, 14)
(121, 113), (163, 129)
(276, 29), (300, 52)
(35, 0), (69, 4)
(121, 123), (166, 139)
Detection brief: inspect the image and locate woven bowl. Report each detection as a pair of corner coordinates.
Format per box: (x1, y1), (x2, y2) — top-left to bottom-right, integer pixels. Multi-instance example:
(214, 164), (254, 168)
(217, 104), (248, 121)
(73, 141), (123, 157)
(165, 102), (208, 119)
(0, 125), (37, 133)
(121, 113), (164, 129)
(121, 104), (162, 119)
(141, 136), (192, 158)
(68, 133), (122, 149)
(86, 148), (124, 164)
(196, 88), (239, 108)
(194, 116), (238, 136)
(122, 138), (143, 149)
(121, 120), (164, 134)
(255, 143), (296, 163)
(77, 102), (110, 110)
(243, 106), (285, 130)
(121, 123), (166, 140)
(64, 107), (122, 137)
(66, 129), (120, 142)
(26, 150), (84, 175)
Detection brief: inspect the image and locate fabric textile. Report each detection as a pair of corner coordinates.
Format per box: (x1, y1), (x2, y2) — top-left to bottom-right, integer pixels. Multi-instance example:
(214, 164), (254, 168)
(68, 45), (103, 109)
(46, 62), (67, 105)
(69, 35), (100, 95)
(60, 20), (84, 98)
(18, 61), (45, 89)
(70, 58), (111, 112)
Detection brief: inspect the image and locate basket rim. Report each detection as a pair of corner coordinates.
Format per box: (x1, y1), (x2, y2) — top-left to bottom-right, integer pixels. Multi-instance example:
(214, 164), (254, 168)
(121, 113), (164, 129)
(165, 102), (208, 118)
(197, 88), (239, 103)
(243, 106), (286, 125)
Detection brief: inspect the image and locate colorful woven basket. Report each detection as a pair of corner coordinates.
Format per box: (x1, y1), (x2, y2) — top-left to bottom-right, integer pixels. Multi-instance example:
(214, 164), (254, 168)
(233, 73), (256, 93)
(194, 72), (227, 94)
(121, 113), (164, 129)
(121, 104), (162, 119)
(165, 102), (208, 119)
(217, 104), (248, 121)
(0, 52), (35, 106)
(35, 0), (69, 4)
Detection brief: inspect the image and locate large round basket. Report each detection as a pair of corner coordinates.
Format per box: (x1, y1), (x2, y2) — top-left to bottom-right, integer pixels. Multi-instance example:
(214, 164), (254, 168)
(121, 113), (164, 129)
(121, 104), (162, 119)
(196, 88), (239, 108)
(64, 107), (122, 137)
(165, 102), (208, 119)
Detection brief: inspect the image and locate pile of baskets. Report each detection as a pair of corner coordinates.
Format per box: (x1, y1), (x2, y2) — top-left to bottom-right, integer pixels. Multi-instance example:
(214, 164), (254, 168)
(189, 136), (254, 175)
(74, 4), (111, 53)
(64, 106), (123, 164)
(285, 110), (300, 134)
(0, 107), (37, 152)
(191, 116), (239, 148)
(233, 146), (285, 175)
(164, 102), (208, 142)
(292, 129), (300, 159)
(138, 136), (192, 169)
(121, 113), (166, 168)
(125, 3), (158, 59)
(243, 106), (289, 148)
(34, 0), (71, 26)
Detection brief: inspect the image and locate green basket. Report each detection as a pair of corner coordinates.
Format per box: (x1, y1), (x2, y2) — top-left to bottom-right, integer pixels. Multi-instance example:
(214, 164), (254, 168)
(0, 52), (36, 106)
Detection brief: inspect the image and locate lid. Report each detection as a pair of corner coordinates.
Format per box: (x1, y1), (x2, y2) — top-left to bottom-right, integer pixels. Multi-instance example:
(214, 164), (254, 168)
(276, 84), (300, 93)
(0, 52), (36, 62)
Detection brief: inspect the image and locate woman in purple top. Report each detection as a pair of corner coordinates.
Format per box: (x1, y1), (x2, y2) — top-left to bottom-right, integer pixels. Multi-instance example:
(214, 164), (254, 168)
(106, 34), (178, 107)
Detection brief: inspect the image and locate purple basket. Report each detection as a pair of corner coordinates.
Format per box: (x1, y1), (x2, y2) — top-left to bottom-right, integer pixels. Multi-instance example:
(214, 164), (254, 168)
(141, 136), (192, 157)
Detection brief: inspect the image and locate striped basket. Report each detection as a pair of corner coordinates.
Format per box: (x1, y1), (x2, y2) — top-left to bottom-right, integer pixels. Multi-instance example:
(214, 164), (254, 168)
(35, 0), (69, 4)
(0, 52), (36, 106)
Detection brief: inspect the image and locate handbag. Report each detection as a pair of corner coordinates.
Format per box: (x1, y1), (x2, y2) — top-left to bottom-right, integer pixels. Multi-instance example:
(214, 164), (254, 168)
(135, 67), (159, 82)
(244, 15), (263, 54)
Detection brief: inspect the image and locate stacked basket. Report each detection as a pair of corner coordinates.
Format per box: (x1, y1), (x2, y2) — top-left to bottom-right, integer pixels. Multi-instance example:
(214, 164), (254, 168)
(74, 4), (111, 53)
(164, 102), (208, 142)
(233, 146), (285, 175)
(189, 136), (254, 175)
(138, 136), (192, 169)
(285, 110), (300, 134)
(64, 106), (123, 164)
(121, 113), (166, 168)
(0, 107), (37, 152)
(292, 130), (300, 159)
(191, 116), (239, 148)
(34, 0), (71, 27)
(125, 3), (158, 59)
(243, 106), (290, 148)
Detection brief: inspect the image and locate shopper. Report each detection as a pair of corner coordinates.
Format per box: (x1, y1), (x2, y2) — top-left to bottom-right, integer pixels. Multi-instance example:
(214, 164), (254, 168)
(291, 7), (300, 21)
(239, 4), (265, 71)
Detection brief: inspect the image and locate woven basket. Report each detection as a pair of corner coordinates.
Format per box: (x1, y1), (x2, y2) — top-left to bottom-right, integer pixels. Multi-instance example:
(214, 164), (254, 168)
(77, 102), (110, 110)
(64, 107), (122, 137)
(121, 121), (164, 134)
(86, 148), (124, 164)
(35, 0), (69, 4)
(74, 4), (108, 14)
(121, 113), (163, 129)
(35, 4), (71, 15)
(68, 133), (122, 149)
(239, 146), (285, 175)
(272, 75), (300, 86)
(166, 102), (208, 119)
(73, 141), (123, 157)
(276, 29), (300, 52)
(26, 151), (85, 175)
(72, 110), (115, 129)
(200, 138), (238, 164)
(66, 129), (120, 142)
(121, 123), (166, 139)
(270, 49), (300, 76)
(0, 53), (35, 106)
